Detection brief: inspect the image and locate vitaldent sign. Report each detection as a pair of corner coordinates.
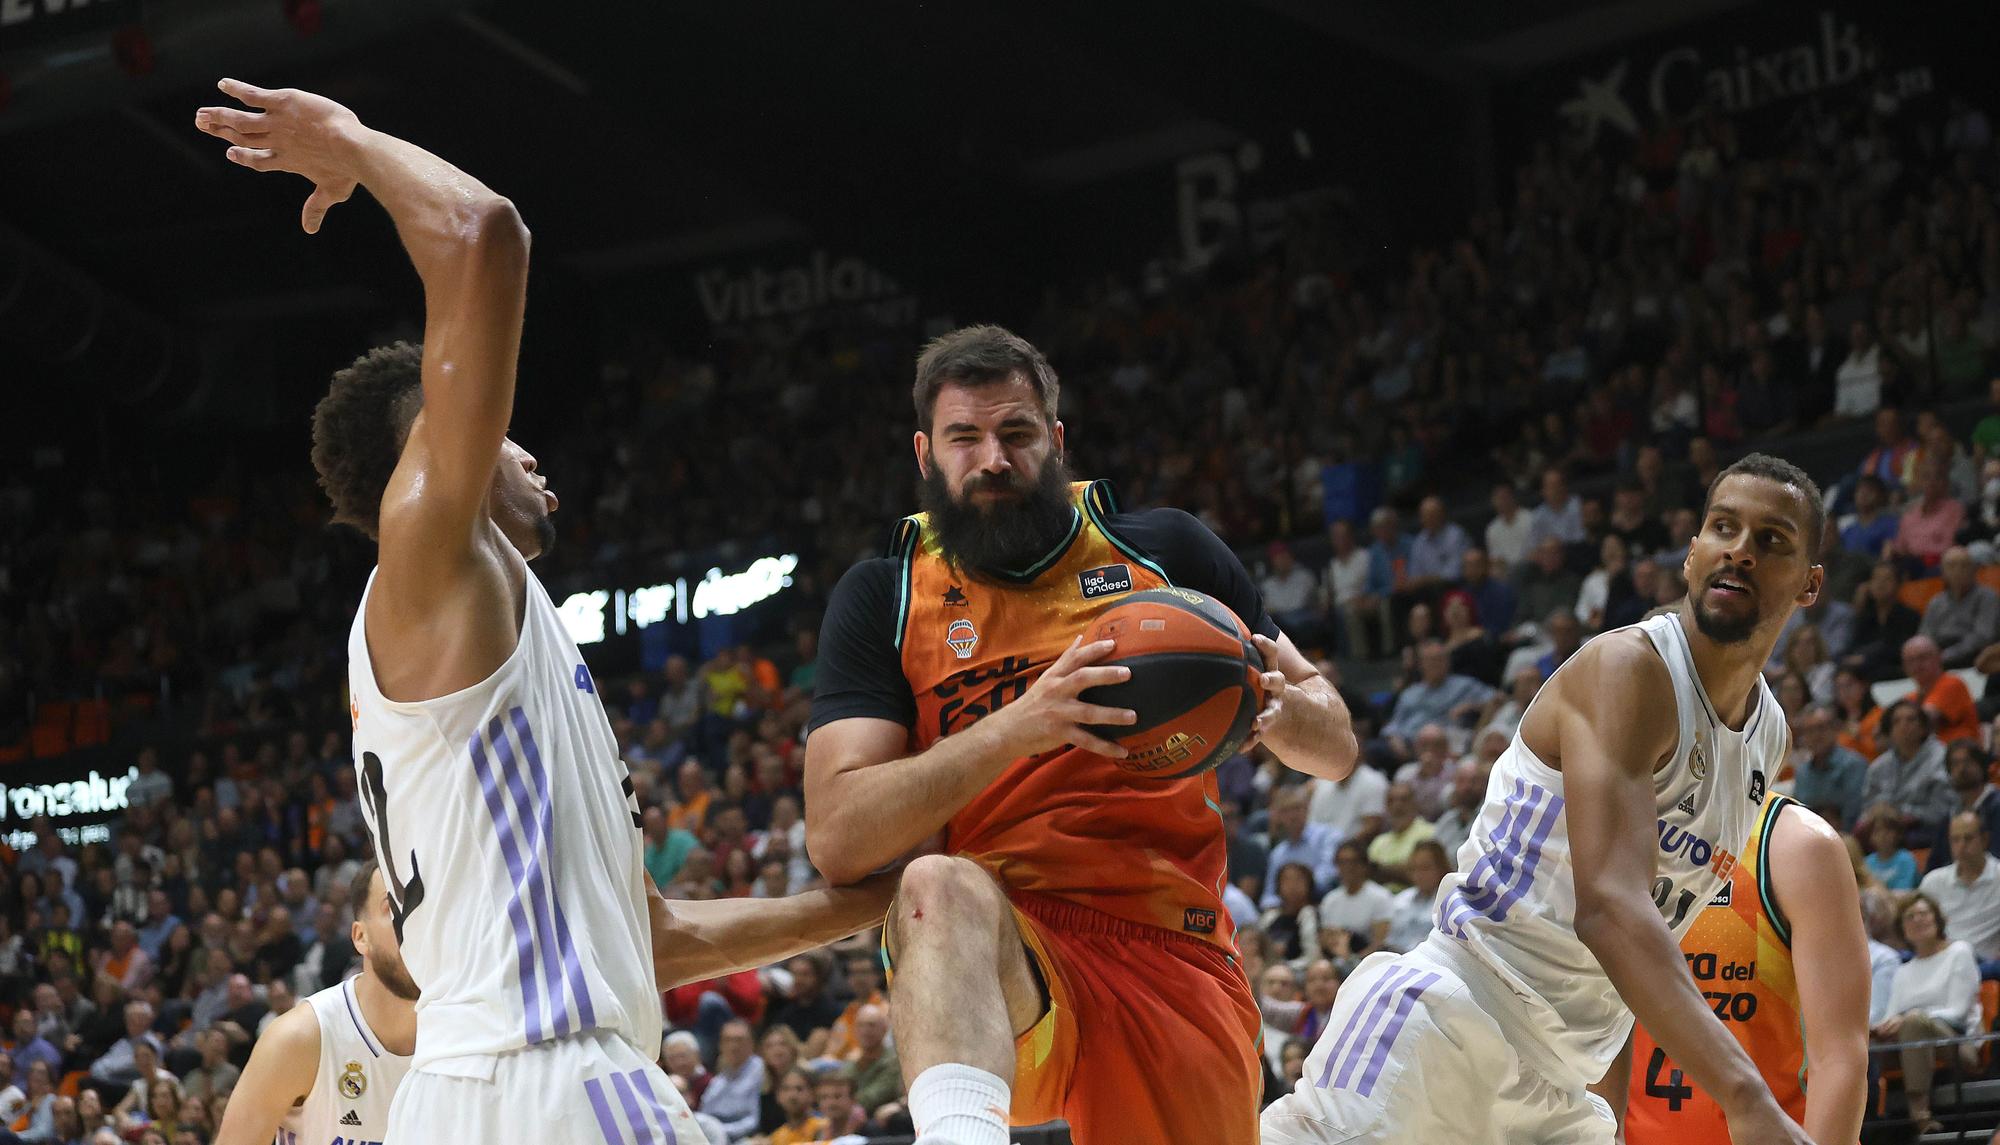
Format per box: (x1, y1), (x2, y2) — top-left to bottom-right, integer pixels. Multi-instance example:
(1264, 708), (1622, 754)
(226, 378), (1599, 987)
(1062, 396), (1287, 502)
(559, 554), (801, 647)
(0, 765), (137, 850)
(1554, 10), (1894, 144)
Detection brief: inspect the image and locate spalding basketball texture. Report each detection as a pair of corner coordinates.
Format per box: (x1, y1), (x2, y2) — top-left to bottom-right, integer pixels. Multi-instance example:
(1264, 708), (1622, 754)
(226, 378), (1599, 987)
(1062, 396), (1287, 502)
(1077, 587), (1265, 780)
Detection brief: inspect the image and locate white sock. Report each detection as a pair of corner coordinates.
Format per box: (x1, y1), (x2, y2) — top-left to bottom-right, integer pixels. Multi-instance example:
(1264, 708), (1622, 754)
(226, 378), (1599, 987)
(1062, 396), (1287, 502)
(908, 1062), (1011, 1145)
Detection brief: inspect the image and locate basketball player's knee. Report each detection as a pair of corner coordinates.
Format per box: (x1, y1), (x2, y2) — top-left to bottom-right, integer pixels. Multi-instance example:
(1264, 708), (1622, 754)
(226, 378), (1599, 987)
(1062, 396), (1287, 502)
(895, 854), (1004, 936)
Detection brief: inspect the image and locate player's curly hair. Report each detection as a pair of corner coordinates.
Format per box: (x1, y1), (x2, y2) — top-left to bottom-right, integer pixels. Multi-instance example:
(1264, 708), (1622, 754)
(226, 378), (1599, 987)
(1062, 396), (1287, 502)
(310, 342), (425, 539)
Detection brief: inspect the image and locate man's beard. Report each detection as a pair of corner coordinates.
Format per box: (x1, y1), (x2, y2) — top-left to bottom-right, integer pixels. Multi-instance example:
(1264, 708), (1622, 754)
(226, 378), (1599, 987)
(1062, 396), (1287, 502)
(918, 450), (1076, 576)
(1690, 575), (1760, 645)
(530, 513), (557, 561)
(372, 955), (421, 1002)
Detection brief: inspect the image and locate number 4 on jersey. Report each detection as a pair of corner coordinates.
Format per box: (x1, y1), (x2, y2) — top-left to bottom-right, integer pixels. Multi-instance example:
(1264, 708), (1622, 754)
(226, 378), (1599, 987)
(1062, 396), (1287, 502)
(1644, 1047), (1695, 1112)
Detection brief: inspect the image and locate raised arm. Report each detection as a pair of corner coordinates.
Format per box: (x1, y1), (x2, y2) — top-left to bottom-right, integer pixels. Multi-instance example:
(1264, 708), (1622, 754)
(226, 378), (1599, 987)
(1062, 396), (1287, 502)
(648, 875), (897, 988)
(1549, 634), (1809, 1145)
(1768, 802), (1869, 1145)
(211, 1004), (319, 1145)
(195, 80), (530, 610)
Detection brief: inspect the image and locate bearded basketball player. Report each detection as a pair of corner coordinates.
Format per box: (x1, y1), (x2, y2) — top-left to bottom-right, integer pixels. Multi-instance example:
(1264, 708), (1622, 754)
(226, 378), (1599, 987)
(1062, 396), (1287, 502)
(1263, 454), (1826, 1145)
(196, 81), (895, 1145)
(806, 325), (1361, 1145)
(215, 863), (415, 1145)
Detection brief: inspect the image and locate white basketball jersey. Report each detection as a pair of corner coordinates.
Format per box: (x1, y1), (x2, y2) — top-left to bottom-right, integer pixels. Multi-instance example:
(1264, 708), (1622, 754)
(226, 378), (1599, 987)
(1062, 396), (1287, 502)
(346, 566), (661, 1071)
(273, 978), (411, 1145)
(1428, 611), (1784, 1081)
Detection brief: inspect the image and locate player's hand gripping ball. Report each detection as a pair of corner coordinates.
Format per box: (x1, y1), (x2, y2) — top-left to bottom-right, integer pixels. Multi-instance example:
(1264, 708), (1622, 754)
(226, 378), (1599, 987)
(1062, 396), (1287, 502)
(1076, 588), (1266, 779)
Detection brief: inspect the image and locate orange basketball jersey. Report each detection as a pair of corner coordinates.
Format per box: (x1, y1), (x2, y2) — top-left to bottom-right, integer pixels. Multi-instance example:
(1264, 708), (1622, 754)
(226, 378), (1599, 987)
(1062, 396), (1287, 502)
(1627, 793), (1812, 1144)
(892, 480), (1240, 948)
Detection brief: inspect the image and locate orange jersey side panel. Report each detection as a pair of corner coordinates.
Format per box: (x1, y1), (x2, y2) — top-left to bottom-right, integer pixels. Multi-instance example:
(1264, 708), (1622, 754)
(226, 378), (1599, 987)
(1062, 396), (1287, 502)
(1628, 794), (1813, 1145)
(896, 482), (1236, 948)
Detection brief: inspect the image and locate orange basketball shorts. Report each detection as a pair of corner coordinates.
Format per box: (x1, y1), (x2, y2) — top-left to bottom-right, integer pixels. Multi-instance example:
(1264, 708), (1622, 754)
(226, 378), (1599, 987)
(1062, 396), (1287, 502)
(1005, 892), (1263, 1145)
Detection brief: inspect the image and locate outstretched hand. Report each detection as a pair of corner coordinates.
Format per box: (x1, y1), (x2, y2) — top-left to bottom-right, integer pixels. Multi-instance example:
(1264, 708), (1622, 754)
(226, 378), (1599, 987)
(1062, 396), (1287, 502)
(194, 78), (363, 234)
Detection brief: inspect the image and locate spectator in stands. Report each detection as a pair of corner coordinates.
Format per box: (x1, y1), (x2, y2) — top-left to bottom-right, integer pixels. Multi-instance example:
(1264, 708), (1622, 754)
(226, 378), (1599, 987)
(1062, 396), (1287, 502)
(1572, 535), (1630, 633)
(1873, 894), (1981, 1135)
(1512, 541), (1582, 640)
(1431, 760), (1486, 860)
(1857, 411), (1918, 499)
(1902, 635), (1981, 745)
(1926, 743), (2000, 873)
(1862, 889), (1903, 1025)
(767, 954), (841, 1052)
(761, 1066), (826, 1145)
(1866, 701), (1955, 837)
(1326, 520), (1384, 660)
(1317, 842), (1391, 971)
(1485, 483), (1531, 574)
(662, 1030), (711, 1109)
(1306, 756), (1386, 843)
(126, 750), (173, 810)
(1294, 959), (1341, 1045)
(1779, 625), (1836, 707)
(88, 1001), (160, 1088)
(845, 1003), (903, 1130)
(1919, 811), (2000, 977)
(1384, 841), (1448, 954)
(1863, 807), (1920, 892)
(1259, 543), (1321, 646)
(178, 1028), (235, 1104)
(1366, 783), (1437, 890)
(1527, 467), (1585, 549)
(1605, 481), (1666, 558)
(641, 807), (696, 891)
(1835, 322), (1886, 419)
(1260, 786), (1338, 909)
(1255, 963), (1299, 1075)
(1407, 496), (1468, 590)
(1846, 561), (1921, 680)
(699, 1019), (764, 1142)
(1393, 726), (1454, 822)
(1259, 864), (1319, 964)
(1791, 705), (1868, 831)
(1380, 642), (1494, 758)
(1921, 547), (2000, 670)
(1458, 548), (1516, 636)
(1439, 591), (1502, 688)
(1892, 457), (1966, 571)
(811, 1066), (866, 1140)
(821, 952), (884, 1061)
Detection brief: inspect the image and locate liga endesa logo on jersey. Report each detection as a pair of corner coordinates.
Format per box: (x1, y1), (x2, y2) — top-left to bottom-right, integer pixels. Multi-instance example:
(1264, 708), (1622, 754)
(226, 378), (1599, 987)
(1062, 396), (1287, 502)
(1077, 563), (1134, 600)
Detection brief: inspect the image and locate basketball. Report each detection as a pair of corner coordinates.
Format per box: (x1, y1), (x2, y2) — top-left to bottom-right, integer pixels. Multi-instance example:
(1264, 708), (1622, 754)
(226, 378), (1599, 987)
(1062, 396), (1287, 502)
(1077, 587), (1267, 780)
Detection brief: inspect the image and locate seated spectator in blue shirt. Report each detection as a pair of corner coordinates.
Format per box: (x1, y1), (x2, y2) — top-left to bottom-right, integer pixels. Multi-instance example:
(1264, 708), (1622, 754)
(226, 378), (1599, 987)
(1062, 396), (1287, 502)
(1527, 467), (1586, 548)
(1406, 496), (1468, 588)
(1460, 548), (1516, 634)
(1381, 641), (1497, 757)
(1865, 807), (1921, 891)
(1790, 705), (1869, 831)
(1840, 474), (1900, 557)
(1260, 785), (1340, 910)
(1366, 507), (1411, 598)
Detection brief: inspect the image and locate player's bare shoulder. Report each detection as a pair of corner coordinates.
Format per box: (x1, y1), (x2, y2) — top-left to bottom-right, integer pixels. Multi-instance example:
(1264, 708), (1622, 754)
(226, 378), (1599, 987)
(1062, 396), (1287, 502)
(1519, 624), (1678, 775)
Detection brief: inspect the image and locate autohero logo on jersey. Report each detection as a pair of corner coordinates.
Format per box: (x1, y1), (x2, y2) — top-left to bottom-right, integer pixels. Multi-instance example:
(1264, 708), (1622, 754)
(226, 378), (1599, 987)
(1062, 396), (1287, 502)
(1078, 563), (1134, 600)
(1657, 819), (1738, 881)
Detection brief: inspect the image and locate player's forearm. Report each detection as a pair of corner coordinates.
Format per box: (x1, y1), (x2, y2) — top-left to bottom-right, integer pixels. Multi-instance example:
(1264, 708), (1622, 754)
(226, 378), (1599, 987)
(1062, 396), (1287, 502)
(650, 875), (896, 988)
(1801, 1041), (1866, 1145)
(1265, 678), (1358, 781)
(342, 125), (525, 288)
(1574, 895), (1775, 1120)
(808, 713), (1024, 885)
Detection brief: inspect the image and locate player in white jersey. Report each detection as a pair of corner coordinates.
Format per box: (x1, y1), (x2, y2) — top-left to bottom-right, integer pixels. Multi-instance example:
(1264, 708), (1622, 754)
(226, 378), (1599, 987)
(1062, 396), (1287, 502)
(196, 81), (897, 1145)
(1263, 454), (1827, 1145)
(215, 863), (414, 1145)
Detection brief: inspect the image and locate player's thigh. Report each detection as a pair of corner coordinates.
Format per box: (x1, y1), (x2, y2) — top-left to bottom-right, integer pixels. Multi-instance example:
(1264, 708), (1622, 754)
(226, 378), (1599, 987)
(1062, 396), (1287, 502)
(1056, 933), (1262, 1145)
(393, 1034), (706, 1145)
(885, 854), (1046, 1035)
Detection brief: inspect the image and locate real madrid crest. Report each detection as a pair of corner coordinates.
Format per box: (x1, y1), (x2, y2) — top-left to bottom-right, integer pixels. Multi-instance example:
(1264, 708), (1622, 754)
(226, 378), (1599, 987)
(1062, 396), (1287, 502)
(1688, 735), (1709, 781)
(339, 1060), (367, 1100)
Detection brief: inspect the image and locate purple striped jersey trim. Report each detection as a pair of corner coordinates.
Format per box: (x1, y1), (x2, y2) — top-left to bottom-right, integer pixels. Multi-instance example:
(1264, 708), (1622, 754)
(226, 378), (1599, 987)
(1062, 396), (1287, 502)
(490, 712), (575, 1039)
(1437, 779), (1536, 936)
(1328, 967), (1423, 1090)
(513, 707), (597, 1029)
(340, 978), (381, 1057)
(1476, 792), (1564, 922)
(1315, 966), (1413, 1089)
(1438, 780), (1563, 937)
(584, 1076), (625, 1145)
(629, 1069), (681, 1144)
(610, 1069), (658, 1144)
(1352, 971), (1440, 1096)
(469, 723), (547, 1044)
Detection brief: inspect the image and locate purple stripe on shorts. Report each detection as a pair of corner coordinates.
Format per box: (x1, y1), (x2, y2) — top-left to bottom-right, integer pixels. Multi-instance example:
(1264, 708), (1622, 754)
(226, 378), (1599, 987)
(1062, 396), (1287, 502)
(1354, 970), (1441, 1096)
(584, 1077), (625, 1145)
(609, 1069), (656, 1145)
(470, 725), (545, 1044)
(1483, 793), (1565, 922)
(1314, 966), (1405, 1089)
(629, 1070), (681, 1145)
(1331, 967), (1420, 1090)
(515, 707), (597, 1030)
(493, 711), (573, 1039)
